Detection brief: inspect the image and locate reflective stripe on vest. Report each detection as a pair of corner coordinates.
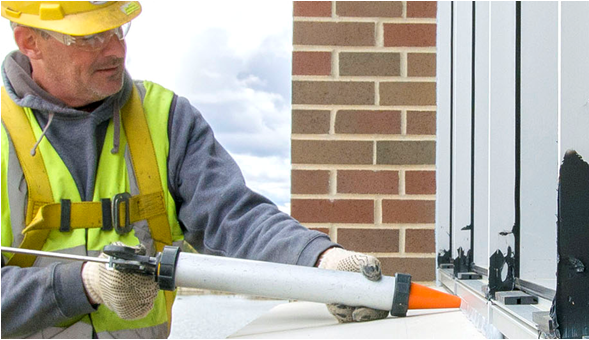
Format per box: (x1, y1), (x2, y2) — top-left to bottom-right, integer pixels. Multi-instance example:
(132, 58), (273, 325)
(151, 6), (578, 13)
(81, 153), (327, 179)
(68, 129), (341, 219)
(1, 81), (184, 338)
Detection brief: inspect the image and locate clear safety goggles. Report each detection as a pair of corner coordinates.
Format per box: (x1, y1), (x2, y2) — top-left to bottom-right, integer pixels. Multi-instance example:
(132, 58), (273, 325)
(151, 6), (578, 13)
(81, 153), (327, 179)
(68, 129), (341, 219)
(41, 22), (131, 51)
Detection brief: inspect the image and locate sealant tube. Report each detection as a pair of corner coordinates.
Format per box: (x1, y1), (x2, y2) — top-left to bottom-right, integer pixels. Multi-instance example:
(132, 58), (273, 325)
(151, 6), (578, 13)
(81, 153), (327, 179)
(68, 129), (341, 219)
(172, 251), (461, 315)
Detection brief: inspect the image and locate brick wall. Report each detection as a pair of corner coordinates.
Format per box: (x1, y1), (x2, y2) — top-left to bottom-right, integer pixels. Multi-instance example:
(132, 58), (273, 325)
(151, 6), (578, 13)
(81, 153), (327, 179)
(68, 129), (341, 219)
(291, 1), (437, 281)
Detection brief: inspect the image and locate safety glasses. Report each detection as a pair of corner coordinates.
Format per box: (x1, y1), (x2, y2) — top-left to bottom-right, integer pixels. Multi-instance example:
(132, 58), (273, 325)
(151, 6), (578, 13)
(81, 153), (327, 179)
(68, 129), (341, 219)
(41, 22), (131, 51)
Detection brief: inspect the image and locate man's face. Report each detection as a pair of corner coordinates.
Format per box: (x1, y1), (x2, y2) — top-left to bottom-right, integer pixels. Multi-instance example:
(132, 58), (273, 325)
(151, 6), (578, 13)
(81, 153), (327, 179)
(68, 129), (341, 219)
(33, 29), (127, 108)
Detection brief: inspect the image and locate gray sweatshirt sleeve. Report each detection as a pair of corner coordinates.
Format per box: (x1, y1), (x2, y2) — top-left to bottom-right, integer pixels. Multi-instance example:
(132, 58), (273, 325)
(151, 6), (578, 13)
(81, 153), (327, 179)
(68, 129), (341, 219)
(1, 261), (96, 338)
(167, 96), (338, 266)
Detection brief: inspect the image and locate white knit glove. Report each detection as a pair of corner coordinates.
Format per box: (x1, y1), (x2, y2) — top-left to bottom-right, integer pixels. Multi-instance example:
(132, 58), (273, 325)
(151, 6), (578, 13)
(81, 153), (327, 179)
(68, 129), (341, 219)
(318, 247), (389, 323)
(81, 244), (159, 320)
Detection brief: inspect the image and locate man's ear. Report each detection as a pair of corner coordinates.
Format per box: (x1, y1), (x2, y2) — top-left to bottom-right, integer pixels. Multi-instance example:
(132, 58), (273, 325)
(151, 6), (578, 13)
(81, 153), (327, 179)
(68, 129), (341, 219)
(13, 26), (43, 60)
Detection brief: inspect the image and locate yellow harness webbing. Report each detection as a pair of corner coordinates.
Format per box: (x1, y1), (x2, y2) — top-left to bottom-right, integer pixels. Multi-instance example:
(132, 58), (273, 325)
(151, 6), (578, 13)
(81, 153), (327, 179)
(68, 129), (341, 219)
(120, 86), (173, 253)
(120, 85), (176, 328)
(2, 87), (55, 266)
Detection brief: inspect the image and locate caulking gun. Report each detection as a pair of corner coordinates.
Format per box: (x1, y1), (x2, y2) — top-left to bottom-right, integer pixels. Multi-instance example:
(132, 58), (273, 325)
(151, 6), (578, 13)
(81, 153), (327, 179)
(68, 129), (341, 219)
(1, 245), (461, 317)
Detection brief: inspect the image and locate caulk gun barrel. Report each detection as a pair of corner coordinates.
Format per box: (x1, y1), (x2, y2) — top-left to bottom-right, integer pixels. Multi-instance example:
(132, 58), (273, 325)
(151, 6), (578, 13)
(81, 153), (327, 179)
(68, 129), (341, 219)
(174, 252), (396, 311)
(0, 246), (110, 264)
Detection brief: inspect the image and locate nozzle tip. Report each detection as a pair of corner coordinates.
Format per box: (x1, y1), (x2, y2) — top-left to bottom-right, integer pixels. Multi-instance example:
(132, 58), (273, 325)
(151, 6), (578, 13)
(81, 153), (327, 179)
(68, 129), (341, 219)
(408, 282), (462, 310)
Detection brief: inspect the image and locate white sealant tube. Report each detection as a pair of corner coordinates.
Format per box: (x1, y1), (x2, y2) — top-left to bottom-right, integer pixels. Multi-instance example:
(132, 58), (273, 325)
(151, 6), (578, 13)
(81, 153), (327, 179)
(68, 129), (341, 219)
(174, 252), (395, 311)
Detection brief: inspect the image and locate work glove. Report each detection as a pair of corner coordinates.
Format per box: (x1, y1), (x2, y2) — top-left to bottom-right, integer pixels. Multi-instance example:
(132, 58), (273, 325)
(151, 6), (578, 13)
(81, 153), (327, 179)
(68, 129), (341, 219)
(81, 243), (159, 320)
(318, 247), (389, 323)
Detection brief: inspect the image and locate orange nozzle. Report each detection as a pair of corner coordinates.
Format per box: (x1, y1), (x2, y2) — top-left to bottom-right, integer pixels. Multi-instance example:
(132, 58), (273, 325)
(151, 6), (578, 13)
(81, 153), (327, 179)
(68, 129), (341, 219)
(407, 282), (462, 309)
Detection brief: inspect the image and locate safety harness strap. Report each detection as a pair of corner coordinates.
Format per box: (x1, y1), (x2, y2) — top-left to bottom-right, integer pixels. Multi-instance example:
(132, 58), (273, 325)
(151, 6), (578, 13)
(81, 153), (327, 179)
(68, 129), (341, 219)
(20, 191), (167, 233)
(121, 85), (175, 330)
(1, 88), (54, 220)
(2, 87), (54, 266)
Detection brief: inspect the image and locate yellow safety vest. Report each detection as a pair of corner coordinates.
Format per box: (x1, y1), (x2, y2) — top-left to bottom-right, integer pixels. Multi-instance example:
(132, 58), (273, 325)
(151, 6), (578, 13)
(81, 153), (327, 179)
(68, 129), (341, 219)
(1, 81), (184, 338)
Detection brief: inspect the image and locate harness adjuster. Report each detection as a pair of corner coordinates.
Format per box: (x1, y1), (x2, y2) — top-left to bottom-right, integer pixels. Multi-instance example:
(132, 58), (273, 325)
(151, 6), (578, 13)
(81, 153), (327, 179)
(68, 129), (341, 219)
(60, 199), (71, 232)
(112, 192), (132, 235)
(101, 198), (113, 231)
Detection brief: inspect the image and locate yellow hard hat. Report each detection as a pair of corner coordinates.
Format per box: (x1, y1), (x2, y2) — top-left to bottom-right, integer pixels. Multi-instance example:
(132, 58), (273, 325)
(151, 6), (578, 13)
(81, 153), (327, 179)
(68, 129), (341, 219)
(1, 1), (141, 36)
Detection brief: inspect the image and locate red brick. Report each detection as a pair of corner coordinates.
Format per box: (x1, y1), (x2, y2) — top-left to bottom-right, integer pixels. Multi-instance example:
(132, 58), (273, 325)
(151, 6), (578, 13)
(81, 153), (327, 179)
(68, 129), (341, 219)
(338, 229), (399, 253)
(384, 24), (436, 47)
(339, 52), (401, 77)
(293, 81), (375, 105)
(379, 257), (435, 280)
(337, 170), (399, 195)
(405, 229), (435, 253)
(294, 1), (332, 17)
(405, 171), (436, 195)
(292, 170), (330, 194)
(291, 199), (374, 223)
(294, 22), (375, 46)
(407, 111), (436, 135)
(336, 1), (402, 18)
(377, 141), (436, 165)
(293, 51), (332, 76)
(335, 110), (401, 134)
(407, 53), (436, 77)
(407, 1), (437, 18)
(292, 110), (331, 134)
(380, 82), (436, 106)
(382, 200), (435, 223)
(292, 140), (373, 165)
(310, 227), (331, 236)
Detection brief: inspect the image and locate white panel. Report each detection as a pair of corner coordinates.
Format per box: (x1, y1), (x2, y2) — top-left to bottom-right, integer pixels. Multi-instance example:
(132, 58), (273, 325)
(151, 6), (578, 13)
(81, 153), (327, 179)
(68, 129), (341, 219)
(473, 2), (491, 269)
(561, 2), (589, 158)
(519, 2), (558, 290)
(452, 1), (473, 257)
(488, 2), (516, 256)
(436, 1), (452, 259)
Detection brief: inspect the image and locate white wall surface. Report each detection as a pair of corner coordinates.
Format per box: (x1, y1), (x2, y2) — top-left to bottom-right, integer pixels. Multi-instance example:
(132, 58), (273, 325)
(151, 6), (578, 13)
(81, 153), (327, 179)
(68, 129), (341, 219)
(436, 1), (586, 293)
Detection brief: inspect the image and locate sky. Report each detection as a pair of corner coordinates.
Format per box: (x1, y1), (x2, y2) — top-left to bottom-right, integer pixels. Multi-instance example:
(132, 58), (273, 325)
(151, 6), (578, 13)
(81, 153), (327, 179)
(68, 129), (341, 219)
(1, 1), (294, 213)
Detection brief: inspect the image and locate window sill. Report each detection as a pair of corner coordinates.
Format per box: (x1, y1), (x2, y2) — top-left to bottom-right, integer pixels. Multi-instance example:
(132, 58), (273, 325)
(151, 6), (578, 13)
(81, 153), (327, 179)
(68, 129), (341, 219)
(438, 269), (551, 338)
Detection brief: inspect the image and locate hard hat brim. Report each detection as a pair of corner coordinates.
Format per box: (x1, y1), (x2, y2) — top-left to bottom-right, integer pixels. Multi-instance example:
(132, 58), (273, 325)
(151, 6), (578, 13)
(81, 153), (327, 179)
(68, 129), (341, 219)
(2, 2), (141, 36)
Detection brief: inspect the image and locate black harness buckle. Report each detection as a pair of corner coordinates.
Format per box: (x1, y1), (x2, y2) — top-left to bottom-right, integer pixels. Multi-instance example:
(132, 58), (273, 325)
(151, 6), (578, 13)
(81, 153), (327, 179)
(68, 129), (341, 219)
(112, 193), (132, 235)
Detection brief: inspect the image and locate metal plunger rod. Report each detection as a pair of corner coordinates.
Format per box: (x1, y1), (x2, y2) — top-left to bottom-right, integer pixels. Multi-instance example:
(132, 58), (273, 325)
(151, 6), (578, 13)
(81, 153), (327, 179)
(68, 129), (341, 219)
(174, 252), (397, 311)
(0, 246), (109, 264)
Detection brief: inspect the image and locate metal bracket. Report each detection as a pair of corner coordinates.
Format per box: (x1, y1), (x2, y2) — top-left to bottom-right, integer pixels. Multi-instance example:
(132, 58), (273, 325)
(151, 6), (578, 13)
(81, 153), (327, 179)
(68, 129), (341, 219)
(495, 291), (538, 305)
(533, 311), (559, 339)
(437, 248), (452, 266)
(487, 247), (515, 298)
(453, 247), (472, 277)
(457, 272), (482, 280)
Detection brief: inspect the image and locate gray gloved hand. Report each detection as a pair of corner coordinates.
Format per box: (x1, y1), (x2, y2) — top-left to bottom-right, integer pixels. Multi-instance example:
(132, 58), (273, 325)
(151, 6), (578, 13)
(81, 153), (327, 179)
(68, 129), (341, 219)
(318, 247), (389, 323)
(81, 243), (159, 320)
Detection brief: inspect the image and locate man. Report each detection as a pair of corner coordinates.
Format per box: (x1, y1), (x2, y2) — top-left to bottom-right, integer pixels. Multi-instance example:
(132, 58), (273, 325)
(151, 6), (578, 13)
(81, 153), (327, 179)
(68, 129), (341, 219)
(1, 2), (388, 338)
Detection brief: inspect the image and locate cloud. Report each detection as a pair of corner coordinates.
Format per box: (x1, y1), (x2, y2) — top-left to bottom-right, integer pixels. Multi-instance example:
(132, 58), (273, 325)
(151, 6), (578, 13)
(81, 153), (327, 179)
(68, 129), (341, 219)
(232, 153), (291, 213)
(125, 2), (294, 208)
(0, 2), (294, 209)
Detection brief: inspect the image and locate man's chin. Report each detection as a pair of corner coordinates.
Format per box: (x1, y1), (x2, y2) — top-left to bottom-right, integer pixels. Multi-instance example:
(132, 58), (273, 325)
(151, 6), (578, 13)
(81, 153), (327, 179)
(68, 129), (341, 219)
(94, 75), (125, 98)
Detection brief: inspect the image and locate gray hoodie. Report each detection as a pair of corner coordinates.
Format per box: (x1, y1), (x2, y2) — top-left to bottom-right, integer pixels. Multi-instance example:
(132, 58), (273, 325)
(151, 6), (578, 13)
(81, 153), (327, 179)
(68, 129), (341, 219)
(1, 51), (337, 338)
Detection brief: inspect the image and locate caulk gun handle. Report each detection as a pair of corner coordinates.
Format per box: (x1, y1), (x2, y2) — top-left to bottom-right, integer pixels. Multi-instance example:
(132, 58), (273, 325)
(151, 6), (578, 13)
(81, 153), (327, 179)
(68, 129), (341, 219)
(101, 245), (181, 291)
